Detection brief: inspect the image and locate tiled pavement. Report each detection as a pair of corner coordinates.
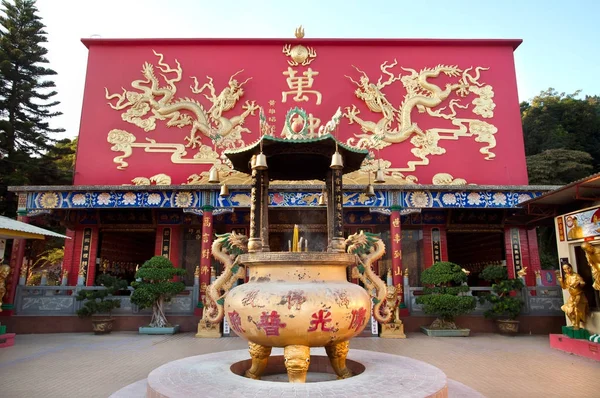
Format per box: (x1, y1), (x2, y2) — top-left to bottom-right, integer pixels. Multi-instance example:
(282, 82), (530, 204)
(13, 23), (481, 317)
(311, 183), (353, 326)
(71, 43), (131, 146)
(0, 332), (598, 398)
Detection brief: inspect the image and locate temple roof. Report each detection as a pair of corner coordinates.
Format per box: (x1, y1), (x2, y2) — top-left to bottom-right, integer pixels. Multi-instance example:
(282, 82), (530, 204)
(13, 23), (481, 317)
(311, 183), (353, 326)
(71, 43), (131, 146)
(224, 134), (369, 181)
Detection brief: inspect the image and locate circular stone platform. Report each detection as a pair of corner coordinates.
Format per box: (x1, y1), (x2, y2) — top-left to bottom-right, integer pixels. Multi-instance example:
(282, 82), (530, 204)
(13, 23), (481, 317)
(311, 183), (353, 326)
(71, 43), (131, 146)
(110, 348), (484, 398)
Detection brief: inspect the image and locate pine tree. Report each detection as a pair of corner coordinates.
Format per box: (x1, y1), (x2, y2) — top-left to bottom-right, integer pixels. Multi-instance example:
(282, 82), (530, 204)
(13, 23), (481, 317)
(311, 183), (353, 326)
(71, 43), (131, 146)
(0, 0), (64, 155)
(0, 0), (64, 216)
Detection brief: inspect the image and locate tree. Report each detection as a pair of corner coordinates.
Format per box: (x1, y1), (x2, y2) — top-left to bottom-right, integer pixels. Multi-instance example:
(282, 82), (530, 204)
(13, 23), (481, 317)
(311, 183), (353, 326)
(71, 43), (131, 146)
(415, 261), (476, 330)
(130, 256), (186, 328)
(0, 0), (64, 156)
(0, 0), (66, 216)
(526, 148), (594, 185)
(521, 89), (600, 178)
(479, 265), (524, 321)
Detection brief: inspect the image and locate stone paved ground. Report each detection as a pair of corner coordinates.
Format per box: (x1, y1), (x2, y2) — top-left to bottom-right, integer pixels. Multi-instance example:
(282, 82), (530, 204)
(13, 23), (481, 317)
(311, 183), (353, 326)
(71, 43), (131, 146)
(0, 332), (598, 398)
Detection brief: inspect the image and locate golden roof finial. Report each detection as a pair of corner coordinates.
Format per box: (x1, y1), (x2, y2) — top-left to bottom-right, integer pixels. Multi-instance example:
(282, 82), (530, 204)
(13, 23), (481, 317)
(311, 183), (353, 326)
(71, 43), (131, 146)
(295, 25), (305, 39)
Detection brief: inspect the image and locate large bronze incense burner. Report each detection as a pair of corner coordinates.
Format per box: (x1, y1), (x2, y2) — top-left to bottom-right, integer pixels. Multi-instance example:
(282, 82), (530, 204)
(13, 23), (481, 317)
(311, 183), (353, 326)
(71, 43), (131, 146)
(203, 122), (391, 383)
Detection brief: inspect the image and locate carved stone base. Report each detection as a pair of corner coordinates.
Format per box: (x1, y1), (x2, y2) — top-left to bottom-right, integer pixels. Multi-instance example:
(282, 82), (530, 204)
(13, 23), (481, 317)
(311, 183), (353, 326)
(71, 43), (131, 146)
(380, 321), (406, 339)
(195, 319), (221, 338)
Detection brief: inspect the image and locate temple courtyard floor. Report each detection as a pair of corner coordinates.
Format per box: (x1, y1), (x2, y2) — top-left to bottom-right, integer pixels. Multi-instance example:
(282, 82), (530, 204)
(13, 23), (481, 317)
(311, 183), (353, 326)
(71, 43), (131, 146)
(0, 332), (598, 398)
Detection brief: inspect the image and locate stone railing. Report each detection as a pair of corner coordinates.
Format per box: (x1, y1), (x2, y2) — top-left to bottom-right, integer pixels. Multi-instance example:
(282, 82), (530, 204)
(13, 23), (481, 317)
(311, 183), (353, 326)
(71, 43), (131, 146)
(14, 285), (199, 316)
(403, 278), (563, 317)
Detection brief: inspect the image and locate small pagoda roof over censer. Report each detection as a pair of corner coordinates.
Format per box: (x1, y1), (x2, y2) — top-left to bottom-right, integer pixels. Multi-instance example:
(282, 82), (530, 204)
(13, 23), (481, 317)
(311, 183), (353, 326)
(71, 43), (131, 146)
(224, 134), (369, 181)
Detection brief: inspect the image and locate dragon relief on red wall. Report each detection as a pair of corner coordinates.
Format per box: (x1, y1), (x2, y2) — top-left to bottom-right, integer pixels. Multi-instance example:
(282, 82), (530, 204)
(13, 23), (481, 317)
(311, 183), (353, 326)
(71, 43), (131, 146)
(341, 61), (497, 185)
(105, 50), (257, 185)
(104, 42), (498, 186)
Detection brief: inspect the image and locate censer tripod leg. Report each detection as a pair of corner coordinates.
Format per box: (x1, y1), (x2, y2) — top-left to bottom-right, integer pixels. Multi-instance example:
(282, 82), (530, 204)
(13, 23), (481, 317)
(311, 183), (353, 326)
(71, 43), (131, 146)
(325, 340), (352, 379)
(244, 342), (272, 380)
(284, 345), (311, 383)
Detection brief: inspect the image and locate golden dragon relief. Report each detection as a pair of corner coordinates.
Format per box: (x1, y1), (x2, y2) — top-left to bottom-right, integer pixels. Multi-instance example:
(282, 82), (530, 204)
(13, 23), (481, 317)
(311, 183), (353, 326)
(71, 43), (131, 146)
(344, 61), (497, 183)
(104, 50), (259, 170)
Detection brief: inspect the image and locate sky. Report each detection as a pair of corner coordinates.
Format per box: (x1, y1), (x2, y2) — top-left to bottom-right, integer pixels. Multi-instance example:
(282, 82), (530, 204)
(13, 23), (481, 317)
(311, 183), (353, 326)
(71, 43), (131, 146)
(33, 0), (600, 140)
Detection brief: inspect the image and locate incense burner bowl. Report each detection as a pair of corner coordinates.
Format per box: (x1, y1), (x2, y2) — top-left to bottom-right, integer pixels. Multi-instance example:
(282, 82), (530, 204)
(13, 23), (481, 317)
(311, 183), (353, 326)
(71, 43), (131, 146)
(225, 252), (371, 348)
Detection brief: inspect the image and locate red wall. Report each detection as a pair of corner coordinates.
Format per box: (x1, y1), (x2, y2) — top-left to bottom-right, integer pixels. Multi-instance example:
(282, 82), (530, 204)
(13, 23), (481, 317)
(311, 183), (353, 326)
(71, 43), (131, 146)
(74, 38), (527, 186)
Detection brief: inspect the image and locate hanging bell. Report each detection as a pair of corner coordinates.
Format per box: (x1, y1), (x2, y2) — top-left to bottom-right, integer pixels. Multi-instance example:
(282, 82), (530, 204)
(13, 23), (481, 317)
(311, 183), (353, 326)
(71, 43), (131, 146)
(318, 193), (326, 206)
(330, 151), (343, 170)
(253, 152), (268, 170)
(366, 184), (376, 197)
(208, 166), (220, 184)
(374, 169), (385, 184)
(219, 184), (229, 197)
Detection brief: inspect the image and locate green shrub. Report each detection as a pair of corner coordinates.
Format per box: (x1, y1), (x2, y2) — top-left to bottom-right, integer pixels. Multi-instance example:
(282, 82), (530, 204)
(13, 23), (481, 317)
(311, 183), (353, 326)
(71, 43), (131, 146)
(479, 265), (507, 283)
(415, 261), (476, 329)
(76, 274), (127, 318)
(479, 265), (525, 320)
(130, 256), (186, 328)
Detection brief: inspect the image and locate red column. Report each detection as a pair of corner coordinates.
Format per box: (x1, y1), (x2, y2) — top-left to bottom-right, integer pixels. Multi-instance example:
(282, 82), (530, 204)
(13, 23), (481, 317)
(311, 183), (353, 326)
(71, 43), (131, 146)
(423, 227), (433, 269)
(154, 227), (164, 257)
(62, 229), (76, 285)
(519, 227), (532, 285)
(3, 216), (28, 314)
(169, 227), (181, 268)
(439, 227), (448, 261)
(85, 228), (99, 286)
(527, 227), (541, 286)
(199, 207), (214, 312)
(389, 207), (403, 289)
(504, 227), (516, 279)
(68, 229), (84, 286)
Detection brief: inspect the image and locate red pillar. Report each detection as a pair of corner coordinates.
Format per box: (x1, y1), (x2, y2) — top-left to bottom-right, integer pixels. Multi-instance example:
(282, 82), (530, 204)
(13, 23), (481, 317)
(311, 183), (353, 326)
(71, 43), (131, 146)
(526, 228), (541, 286)
(154, 227), (164, 257)
(389, 207), (403, 292)
(504, 227), (517, 279)
(423, 227), (433, 269)
(199, 207), (214, 313)
(62, 229), (76, 285)
(3, 216), (28, 314)
(85, 228), (99, 286)
(68, 229), (84, 286)
(519, 227), (532, 285)
(170, 227), (181, 268)
(439, 227), (448, 261)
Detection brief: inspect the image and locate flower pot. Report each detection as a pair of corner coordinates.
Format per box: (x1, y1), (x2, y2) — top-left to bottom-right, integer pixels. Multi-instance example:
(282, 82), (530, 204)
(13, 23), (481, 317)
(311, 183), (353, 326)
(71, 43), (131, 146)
(224, 252), (371, 348)
(91, 317), (114, 335)
(420, 326), (470, 337)
(496, 319), (519, 335)
(139, 325), (180, 335)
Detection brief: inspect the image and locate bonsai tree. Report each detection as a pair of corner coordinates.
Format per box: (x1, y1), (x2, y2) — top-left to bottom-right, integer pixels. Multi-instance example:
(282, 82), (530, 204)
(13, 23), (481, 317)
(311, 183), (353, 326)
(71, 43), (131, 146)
(76, 274), (127, 318)
(479, 265), (524, 321)
(415, 261), (476, 329)
(130, 256), (186, 328)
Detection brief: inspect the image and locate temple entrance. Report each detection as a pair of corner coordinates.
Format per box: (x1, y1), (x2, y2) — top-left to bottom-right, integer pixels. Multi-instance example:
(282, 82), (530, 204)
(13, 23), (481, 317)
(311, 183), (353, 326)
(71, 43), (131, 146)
(446, 231), (505, 285)
(97, 230), (156, 284)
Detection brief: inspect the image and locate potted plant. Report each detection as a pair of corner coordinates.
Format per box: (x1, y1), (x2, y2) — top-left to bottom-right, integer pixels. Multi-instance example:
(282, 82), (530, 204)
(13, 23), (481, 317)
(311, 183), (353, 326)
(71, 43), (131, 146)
(416, 261), (476, 336)
(76, 274), (127, 334)
(479, 265), (524, 334)
(130, 256), (186, 334)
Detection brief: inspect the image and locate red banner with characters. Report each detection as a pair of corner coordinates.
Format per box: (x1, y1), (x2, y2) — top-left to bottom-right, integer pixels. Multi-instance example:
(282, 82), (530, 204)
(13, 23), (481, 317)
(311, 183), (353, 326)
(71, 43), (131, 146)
(75, 35), (527, 186)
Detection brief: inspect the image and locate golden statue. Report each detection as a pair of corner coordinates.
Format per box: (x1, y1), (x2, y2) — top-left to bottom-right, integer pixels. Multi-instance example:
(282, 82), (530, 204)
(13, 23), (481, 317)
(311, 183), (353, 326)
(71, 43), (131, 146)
(580, 242), (600, 290)
(556, 264), (588, 330)
(0, 264), (11, 312)
(567, 217), (584, 240)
